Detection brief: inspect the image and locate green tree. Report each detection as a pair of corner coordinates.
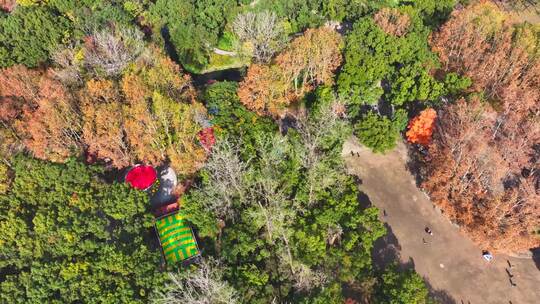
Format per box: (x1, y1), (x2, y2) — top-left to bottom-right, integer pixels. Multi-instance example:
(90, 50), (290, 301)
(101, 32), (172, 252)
(0, 6), (72, 67)
(183, 91), (387, 303)
(375, 264), (431, 304)
(254, 0), (325, 33)
(442, 72), (472, 96)
(337, 10), (444, 113)
(354, 112), (401, 153)
(338, 6), (459, 151)
(203, 81), (277, 159)
(0, 156), (166, 303)
(149, 0), (238, 70)
(0, 163), (11, 194)
(338, 18), (394, 106)
(48, 0), (134, 36)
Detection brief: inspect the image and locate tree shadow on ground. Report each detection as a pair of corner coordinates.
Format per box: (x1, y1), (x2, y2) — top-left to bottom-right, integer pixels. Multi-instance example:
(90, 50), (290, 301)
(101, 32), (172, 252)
(160, 26), (179, 64)
(423, 278), (458, 304)
(370, 211), (457, 304)
(372, 223), (402, 270)
(357, 189), (374, 210)
(532, 247), (540, 271)
(362, 183), (456, 303)
(404, 143), (426, 188)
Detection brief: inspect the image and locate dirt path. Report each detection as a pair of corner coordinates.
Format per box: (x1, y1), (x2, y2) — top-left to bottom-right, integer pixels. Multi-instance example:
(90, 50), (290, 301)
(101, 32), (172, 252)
(343, 137), (540, 304)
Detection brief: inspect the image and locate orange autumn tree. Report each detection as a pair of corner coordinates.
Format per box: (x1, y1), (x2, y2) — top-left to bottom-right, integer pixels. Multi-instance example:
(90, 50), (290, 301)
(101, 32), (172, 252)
(0, 65), (41, 121)
(275, 27), (343, 92)
(238, 26), (343, 117)
(121, 51), (207, 175)
(77, 49), (206, 173)
(80, 79), (131, 168)
(16, 74), (82, 163)
(406, 108), (437, 146)
(237, 64), (293, 116)
(0, 65), (82, 162)
(425, 2), (540, 253)
(1, 46), (207, 174)
(79, 50), (207, 173)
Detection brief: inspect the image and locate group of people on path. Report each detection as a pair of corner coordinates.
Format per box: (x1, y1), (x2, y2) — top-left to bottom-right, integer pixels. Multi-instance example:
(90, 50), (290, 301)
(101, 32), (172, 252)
(506, 260), (517, 287)
(371, 169), (521, 293)
(374, 177), (523, 303)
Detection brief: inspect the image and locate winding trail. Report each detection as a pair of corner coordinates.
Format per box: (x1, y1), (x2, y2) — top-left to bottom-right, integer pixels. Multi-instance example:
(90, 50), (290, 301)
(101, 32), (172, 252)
(343, 137), (540, 304)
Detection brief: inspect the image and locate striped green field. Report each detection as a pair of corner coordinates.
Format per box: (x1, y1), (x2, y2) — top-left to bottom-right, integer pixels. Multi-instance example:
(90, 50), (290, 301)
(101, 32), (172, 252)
(155, 212), (199, 264)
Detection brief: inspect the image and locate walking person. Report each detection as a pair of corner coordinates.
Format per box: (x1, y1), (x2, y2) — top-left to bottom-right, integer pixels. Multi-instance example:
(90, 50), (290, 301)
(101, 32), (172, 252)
(425, 227), (433, 235)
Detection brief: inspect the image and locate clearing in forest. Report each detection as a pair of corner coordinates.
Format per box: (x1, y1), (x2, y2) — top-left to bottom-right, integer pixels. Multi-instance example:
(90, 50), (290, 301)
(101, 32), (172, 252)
(343, 137), (540, 304)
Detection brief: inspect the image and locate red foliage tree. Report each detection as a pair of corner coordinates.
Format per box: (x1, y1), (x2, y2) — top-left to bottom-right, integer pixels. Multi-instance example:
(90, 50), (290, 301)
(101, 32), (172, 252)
(198, 127), (216, 151)
(406, 108), (437, 146)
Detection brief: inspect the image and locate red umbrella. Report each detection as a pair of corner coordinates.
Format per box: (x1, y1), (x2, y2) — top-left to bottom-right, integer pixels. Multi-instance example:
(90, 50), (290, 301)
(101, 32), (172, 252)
(125, 165), (157, 190)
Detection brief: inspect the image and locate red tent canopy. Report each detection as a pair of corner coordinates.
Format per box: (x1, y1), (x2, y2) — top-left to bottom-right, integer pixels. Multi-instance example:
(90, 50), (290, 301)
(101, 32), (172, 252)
(125, 165), (157, 190)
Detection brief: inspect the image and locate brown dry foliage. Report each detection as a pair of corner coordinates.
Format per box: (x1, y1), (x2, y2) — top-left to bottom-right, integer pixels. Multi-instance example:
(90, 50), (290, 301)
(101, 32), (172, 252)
(373, 8), (411, 37)
(430, 1), (540, 116)
(426, 2), (540, 253)
(424, 99), (539, 252)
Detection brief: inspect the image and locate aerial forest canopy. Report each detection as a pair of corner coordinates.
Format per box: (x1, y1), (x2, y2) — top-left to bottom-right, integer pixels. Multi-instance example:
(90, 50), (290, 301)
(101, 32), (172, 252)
(0, 0), (538, 303)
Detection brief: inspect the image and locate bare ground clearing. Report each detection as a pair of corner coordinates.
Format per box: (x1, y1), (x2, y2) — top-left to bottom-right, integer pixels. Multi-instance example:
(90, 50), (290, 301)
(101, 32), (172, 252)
(343, 137), (540, 304)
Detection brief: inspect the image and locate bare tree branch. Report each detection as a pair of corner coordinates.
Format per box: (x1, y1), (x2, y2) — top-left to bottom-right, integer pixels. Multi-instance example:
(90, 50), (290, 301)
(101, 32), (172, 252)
(153, 258), (238, 304)
(233, 11), (285, 63)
